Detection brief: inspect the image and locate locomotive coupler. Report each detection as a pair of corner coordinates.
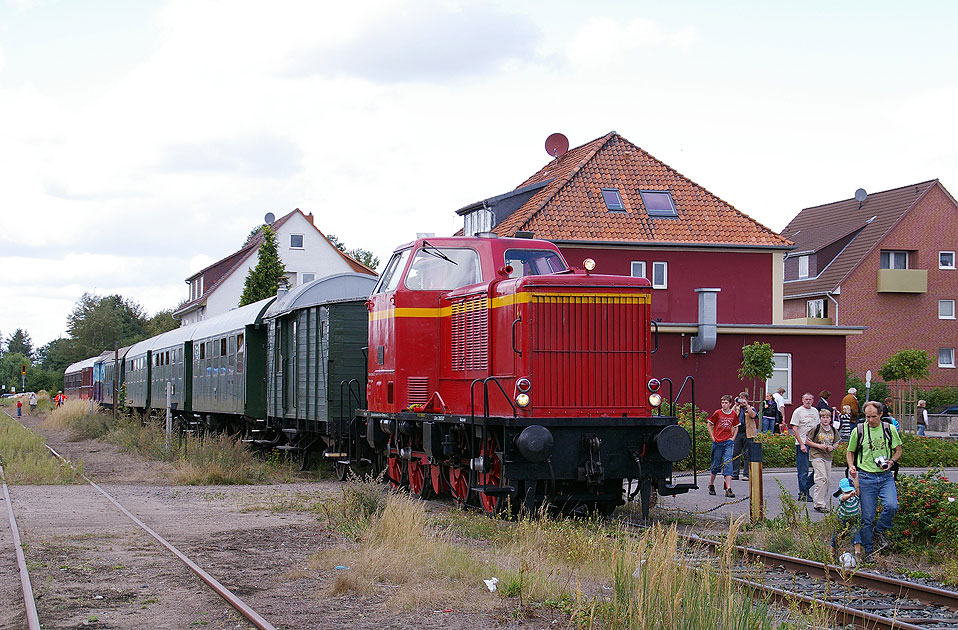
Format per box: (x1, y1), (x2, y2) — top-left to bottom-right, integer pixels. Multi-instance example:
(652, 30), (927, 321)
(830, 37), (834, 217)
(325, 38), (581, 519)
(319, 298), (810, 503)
(580, 435), (605, 485)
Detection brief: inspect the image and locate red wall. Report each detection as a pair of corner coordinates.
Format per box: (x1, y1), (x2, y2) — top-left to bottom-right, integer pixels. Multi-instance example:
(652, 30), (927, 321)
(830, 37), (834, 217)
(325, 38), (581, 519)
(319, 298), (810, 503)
(559, 246), (774, 325)
(651, 331), (847, 415)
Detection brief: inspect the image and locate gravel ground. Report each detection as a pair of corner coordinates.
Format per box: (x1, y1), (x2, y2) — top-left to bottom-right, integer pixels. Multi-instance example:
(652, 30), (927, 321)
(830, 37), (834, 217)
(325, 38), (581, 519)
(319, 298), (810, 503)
(0, 410), (549, 630)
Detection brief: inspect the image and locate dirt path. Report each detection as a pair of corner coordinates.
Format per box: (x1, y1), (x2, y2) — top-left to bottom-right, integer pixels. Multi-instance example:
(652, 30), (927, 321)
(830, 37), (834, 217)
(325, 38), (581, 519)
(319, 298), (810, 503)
(1, 410), (543, 629)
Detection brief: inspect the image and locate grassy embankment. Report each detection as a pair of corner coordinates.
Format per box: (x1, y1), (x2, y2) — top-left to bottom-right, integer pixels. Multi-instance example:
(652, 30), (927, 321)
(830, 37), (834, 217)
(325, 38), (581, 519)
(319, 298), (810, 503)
(249, 477), (841, 628)
(43, 399), (303, 485)
(0, 404), (84, 484)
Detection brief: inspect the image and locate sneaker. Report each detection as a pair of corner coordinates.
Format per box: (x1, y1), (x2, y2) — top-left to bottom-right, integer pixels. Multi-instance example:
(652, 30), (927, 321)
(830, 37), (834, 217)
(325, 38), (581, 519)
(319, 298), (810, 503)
(731, 474), (740, 480)
(725, 488), (735, 498)
(742, 474), (749, 481)
(708, 485), (716, 495)
(806, 495), (815, 502)
(874, 531), (890, 552)
(814, 506), (826, 513)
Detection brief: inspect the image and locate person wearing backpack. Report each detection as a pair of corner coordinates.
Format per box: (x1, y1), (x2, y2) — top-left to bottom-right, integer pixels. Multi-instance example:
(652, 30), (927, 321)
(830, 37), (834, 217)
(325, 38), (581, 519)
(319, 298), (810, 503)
(805, 408), (837, 512)
(846, 401), (902, 556)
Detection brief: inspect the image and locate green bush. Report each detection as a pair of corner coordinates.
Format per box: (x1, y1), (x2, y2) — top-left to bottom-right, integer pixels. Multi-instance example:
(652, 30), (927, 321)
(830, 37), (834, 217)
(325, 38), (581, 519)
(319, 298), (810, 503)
(890, 469), (958, 554)
(920, 387), (958, 411)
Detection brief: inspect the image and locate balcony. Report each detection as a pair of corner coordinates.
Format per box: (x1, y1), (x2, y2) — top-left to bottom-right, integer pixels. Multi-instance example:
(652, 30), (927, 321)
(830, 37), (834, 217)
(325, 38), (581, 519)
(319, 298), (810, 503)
(783, 317), (834, 326)
(877, 269), (927, 293)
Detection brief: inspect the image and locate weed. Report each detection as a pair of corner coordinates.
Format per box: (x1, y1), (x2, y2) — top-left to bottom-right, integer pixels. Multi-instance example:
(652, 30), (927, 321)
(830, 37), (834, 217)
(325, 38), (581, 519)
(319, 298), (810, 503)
(0, 410), (84, 484)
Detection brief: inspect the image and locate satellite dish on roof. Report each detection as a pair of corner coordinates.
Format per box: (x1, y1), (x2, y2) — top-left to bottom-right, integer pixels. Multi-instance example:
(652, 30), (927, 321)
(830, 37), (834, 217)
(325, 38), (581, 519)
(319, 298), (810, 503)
(854, 188), (867, 202)
(264, 212), (276, 224)
(545, 133), (569, 159)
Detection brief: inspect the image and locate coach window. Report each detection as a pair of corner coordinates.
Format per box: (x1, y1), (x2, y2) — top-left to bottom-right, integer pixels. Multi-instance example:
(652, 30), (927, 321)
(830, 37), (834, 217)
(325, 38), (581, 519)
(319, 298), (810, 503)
(221, 338), (227, 357)
(373, 249), (412, 294)
(404, 247), (481, 290)
(504, 249), (567, 278)
(237, 333), (245, 373)
(200, 343), (206, 360)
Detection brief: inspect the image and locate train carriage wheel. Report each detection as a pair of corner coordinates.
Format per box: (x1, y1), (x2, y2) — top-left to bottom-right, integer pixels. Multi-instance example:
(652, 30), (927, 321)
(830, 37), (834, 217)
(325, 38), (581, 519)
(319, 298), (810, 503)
(408, 456), (434, 499)
(335, 461), (349, 482)
(477, 437), (505, 515)
(448, 466), (473, 506)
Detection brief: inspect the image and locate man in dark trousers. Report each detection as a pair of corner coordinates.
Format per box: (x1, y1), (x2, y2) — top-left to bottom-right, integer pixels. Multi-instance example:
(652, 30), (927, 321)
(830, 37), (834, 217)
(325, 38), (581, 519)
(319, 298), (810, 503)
(732, 391), (758, 480)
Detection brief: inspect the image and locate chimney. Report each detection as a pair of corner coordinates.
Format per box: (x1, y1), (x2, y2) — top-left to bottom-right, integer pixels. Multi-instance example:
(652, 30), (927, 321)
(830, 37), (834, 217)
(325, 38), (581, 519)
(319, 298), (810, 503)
(306, 211), (314, 225)
(276, 278), (289, 298)
(690, 288), (721, 353)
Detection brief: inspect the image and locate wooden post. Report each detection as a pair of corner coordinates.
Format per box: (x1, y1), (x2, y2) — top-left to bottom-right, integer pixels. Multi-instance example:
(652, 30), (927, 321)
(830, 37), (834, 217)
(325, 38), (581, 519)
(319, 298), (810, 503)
(749, 441), (763, 523)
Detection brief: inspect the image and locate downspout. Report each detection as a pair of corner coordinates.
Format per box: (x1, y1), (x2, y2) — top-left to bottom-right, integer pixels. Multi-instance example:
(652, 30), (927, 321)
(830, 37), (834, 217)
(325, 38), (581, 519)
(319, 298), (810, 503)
(826, 292), (839, 325)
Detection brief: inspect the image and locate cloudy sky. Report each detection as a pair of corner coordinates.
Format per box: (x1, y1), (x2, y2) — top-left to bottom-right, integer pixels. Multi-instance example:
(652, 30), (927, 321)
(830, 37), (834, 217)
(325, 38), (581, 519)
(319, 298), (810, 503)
(3, 0), (957, 348)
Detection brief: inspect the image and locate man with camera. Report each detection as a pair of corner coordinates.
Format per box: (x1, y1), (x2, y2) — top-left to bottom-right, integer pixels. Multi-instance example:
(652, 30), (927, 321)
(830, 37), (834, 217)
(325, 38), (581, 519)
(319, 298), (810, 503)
(732, 392), (758, 480)
(846, 401), (902, 556)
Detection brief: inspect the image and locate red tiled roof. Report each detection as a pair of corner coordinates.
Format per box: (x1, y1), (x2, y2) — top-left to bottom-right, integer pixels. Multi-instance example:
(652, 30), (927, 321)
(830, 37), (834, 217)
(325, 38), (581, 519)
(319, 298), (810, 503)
(782, 180), (939, 297)
(491, 132), (791, 248)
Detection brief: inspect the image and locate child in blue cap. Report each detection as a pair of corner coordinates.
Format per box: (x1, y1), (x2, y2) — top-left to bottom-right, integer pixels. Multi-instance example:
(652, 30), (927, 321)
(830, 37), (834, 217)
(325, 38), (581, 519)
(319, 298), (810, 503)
(831, 476), (863, 558)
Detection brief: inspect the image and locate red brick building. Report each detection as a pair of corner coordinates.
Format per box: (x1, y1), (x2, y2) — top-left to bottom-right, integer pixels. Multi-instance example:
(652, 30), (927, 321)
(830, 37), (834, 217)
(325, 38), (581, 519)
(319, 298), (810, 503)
(456, 131), (862, 408)
(782, 180), (958, 388)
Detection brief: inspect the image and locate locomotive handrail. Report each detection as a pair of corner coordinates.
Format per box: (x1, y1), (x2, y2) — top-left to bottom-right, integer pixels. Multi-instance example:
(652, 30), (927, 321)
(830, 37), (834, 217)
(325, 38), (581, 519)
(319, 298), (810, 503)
(338, 379), (365, 468)
(511, 317), (522, 356)
(651, 320), (659, 354)
(468, 377), (516, 484)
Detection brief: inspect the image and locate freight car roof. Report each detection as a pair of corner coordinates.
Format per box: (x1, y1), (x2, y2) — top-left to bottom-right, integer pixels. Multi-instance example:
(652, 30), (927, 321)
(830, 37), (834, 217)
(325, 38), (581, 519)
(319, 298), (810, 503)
(263, 273), (377, 319)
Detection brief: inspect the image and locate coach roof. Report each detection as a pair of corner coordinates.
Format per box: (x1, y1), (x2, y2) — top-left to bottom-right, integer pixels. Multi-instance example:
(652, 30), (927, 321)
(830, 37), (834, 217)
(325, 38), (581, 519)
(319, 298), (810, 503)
(264, 273), (378, 319)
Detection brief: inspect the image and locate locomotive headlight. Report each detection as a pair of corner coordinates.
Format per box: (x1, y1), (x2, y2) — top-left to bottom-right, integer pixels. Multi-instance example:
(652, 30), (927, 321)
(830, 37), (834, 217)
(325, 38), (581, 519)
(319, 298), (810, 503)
(516, 377), (531, 393)
(648, 393), (663, 408)
(647, 378), (661, 393)
(583, 258), (596, 271)
(516, 393), (531, 408)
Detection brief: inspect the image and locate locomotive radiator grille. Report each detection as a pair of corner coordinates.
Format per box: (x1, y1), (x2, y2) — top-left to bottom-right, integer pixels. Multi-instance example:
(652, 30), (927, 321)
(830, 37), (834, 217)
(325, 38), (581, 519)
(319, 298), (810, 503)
(530, 293), (647, 409)
(450, 296), (489, 371)
(407, 376), (430, 406)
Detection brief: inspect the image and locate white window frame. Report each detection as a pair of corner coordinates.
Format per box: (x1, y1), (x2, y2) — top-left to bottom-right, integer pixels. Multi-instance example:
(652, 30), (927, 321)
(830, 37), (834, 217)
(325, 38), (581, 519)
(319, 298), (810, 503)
(302, 272), (316, 284)
(630, 261), (646, 278)
(766, 353), (792, 404)
(880, 250), (909, 269)
(939, 348), (956, 368)
(939, 300), (956, 320)
(940, 251), (956, 270)
(806, 299), (825, 318)
(290, 234), (305, 249)
(651, 261), (667, 289)
(798, 255), (809, 279)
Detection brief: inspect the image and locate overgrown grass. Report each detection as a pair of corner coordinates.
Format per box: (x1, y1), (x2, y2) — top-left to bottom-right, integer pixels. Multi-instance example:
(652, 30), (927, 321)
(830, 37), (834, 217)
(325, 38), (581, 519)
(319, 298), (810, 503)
(310, 477), (789, 626)
(43, 402), (302, 485)
(0, 409), (84, 484)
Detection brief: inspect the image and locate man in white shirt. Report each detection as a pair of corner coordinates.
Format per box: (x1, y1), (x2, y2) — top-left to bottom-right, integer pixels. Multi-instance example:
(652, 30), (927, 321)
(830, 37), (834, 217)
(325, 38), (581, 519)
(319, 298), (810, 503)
(790, 392), (821, 502)
(773, 387), (786, 433)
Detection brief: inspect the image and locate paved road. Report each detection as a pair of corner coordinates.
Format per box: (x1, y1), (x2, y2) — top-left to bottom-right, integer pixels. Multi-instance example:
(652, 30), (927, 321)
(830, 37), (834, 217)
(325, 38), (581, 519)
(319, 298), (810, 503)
(654, 466), (958, 523)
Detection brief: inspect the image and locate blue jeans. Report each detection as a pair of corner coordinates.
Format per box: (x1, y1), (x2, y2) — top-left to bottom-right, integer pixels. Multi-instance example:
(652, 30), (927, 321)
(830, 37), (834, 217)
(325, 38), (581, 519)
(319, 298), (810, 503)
(796, 445), (812, 497)
(710, 440), (734, 477)
(917, 424), (926, 436)
(761, 416), (776, 433)
(858, 470), (898, 553)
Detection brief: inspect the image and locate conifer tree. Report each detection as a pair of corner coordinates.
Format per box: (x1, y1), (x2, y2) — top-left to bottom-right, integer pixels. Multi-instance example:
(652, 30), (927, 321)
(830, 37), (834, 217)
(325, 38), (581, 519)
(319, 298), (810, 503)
(239, 225), (286, 306)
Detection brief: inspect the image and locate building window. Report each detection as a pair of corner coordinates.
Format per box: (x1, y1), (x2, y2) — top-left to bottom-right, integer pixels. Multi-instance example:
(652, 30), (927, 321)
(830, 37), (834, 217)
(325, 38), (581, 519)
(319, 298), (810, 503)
(464, 207), (494, 236)
(941, 251), (956, 269)
(651, 261), (667, 289)
(939, 348), (956, 368)
(806, 299), (826, 318)
(940, 300), (956, 319)
(798, 255), (809, 279)
(602, 188), (625, 211)
(302, 272), (316, 283)
(290, 234), (304, 249)
(639, 190), (678, 217)
(766, 353), (792, 404)
(880, 250), (909, 269)
(630, 261), (646, 278)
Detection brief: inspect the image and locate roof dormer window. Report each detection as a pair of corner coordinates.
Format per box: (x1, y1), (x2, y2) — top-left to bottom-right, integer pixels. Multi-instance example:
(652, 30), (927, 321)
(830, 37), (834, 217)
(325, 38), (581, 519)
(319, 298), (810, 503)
(798, 255), (809, 279)
(640, 190), (678, 217)
(602, 188), (625, 211)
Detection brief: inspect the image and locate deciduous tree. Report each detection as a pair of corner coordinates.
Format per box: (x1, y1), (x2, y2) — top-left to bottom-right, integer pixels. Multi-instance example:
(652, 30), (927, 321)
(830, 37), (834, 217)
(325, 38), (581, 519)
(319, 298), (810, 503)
(738, 341), (775, 402)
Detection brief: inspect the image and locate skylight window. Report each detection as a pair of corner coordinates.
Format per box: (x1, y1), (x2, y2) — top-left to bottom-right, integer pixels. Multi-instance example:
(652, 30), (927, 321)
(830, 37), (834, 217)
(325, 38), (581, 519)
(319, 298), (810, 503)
(640, 190), (677, 217)
(602, 188), (625, 211)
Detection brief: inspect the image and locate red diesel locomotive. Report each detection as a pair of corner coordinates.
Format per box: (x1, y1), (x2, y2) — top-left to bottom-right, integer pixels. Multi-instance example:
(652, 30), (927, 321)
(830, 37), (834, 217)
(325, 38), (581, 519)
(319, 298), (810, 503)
(358, 234), (693, 517)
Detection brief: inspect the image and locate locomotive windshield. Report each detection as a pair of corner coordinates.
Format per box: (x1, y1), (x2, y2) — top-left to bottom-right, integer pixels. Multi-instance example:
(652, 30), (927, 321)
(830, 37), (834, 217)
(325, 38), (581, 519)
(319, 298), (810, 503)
(372, 248), (411, 294)
(504, 249), (567, 277)
(404, 247), (481, 290)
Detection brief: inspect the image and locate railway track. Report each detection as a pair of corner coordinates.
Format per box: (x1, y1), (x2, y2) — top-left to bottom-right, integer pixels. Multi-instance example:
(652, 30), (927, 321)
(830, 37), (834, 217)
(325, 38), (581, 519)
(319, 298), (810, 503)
(0, 408), (277, 629)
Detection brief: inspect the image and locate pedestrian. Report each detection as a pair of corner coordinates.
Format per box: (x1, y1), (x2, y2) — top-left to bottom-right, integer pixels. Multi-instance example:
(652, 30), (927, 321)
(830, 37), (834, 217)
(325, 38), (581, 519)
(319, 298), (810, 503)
(732, 391), (758, 480)
(29, 392), (37, 414)
(815, 389), (834, 418)
(790, 392), (820, 502)
(806, 407), (837, 512)
(706, 394), (738, 498)
(16, 399), (22, 417)
(846, 401), (902, 557)
(838, 404), (853, 443)
(882, 397), (900, 431)
(831, 476), (863, 559)
(773, 387), (786, 434)
(761, 392), (778, 433)
(916, 399), (928, 437)
(841, 387), (860, 423)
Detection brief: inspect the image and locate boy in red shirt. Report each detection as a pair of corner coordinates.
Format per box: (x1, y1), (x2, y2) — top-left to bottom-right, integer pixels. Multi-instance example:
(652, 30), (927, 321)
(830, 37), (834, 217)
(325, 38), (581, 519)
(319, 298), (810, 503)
(707, 394), (739, 498)
(16, 399), (22, 417)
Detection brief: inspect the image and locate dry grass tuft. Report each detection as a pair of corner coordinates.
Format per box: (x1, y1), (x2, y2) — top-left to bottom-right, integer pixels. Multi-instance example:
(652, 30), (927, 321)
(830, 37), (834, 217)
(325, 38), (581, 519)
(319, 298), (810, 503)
(0, 410), (84, 484)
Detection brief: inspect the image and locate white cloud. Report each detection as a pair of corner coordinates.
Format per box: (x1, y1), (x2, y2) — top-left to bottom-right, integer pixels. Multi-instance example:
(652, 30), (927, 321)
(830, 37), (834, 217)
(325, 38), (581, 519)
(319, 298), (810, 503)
(567, 17), (697, 65)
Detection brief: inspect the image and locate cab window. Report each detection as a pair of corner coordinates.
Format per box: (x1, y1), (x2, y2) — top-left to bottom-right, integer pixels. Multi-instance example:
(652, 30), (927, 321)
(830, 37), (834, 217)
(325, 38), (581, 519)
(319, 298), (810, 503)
(404, 247), (481, 291)
(504, 249), (567, 278)
(372, 248), (411, 294)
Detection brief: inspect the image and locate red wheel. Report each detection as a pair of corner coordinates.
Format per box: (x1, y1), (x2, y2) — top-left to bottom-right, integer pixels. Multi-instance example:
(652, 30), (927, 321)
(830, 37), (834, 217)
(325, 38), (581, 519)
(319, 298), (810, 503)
(478, 437), (504, 515)
(448, 466), (473, 505)
(408, 456), (434, 499)
(431, 463), (445, 496)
